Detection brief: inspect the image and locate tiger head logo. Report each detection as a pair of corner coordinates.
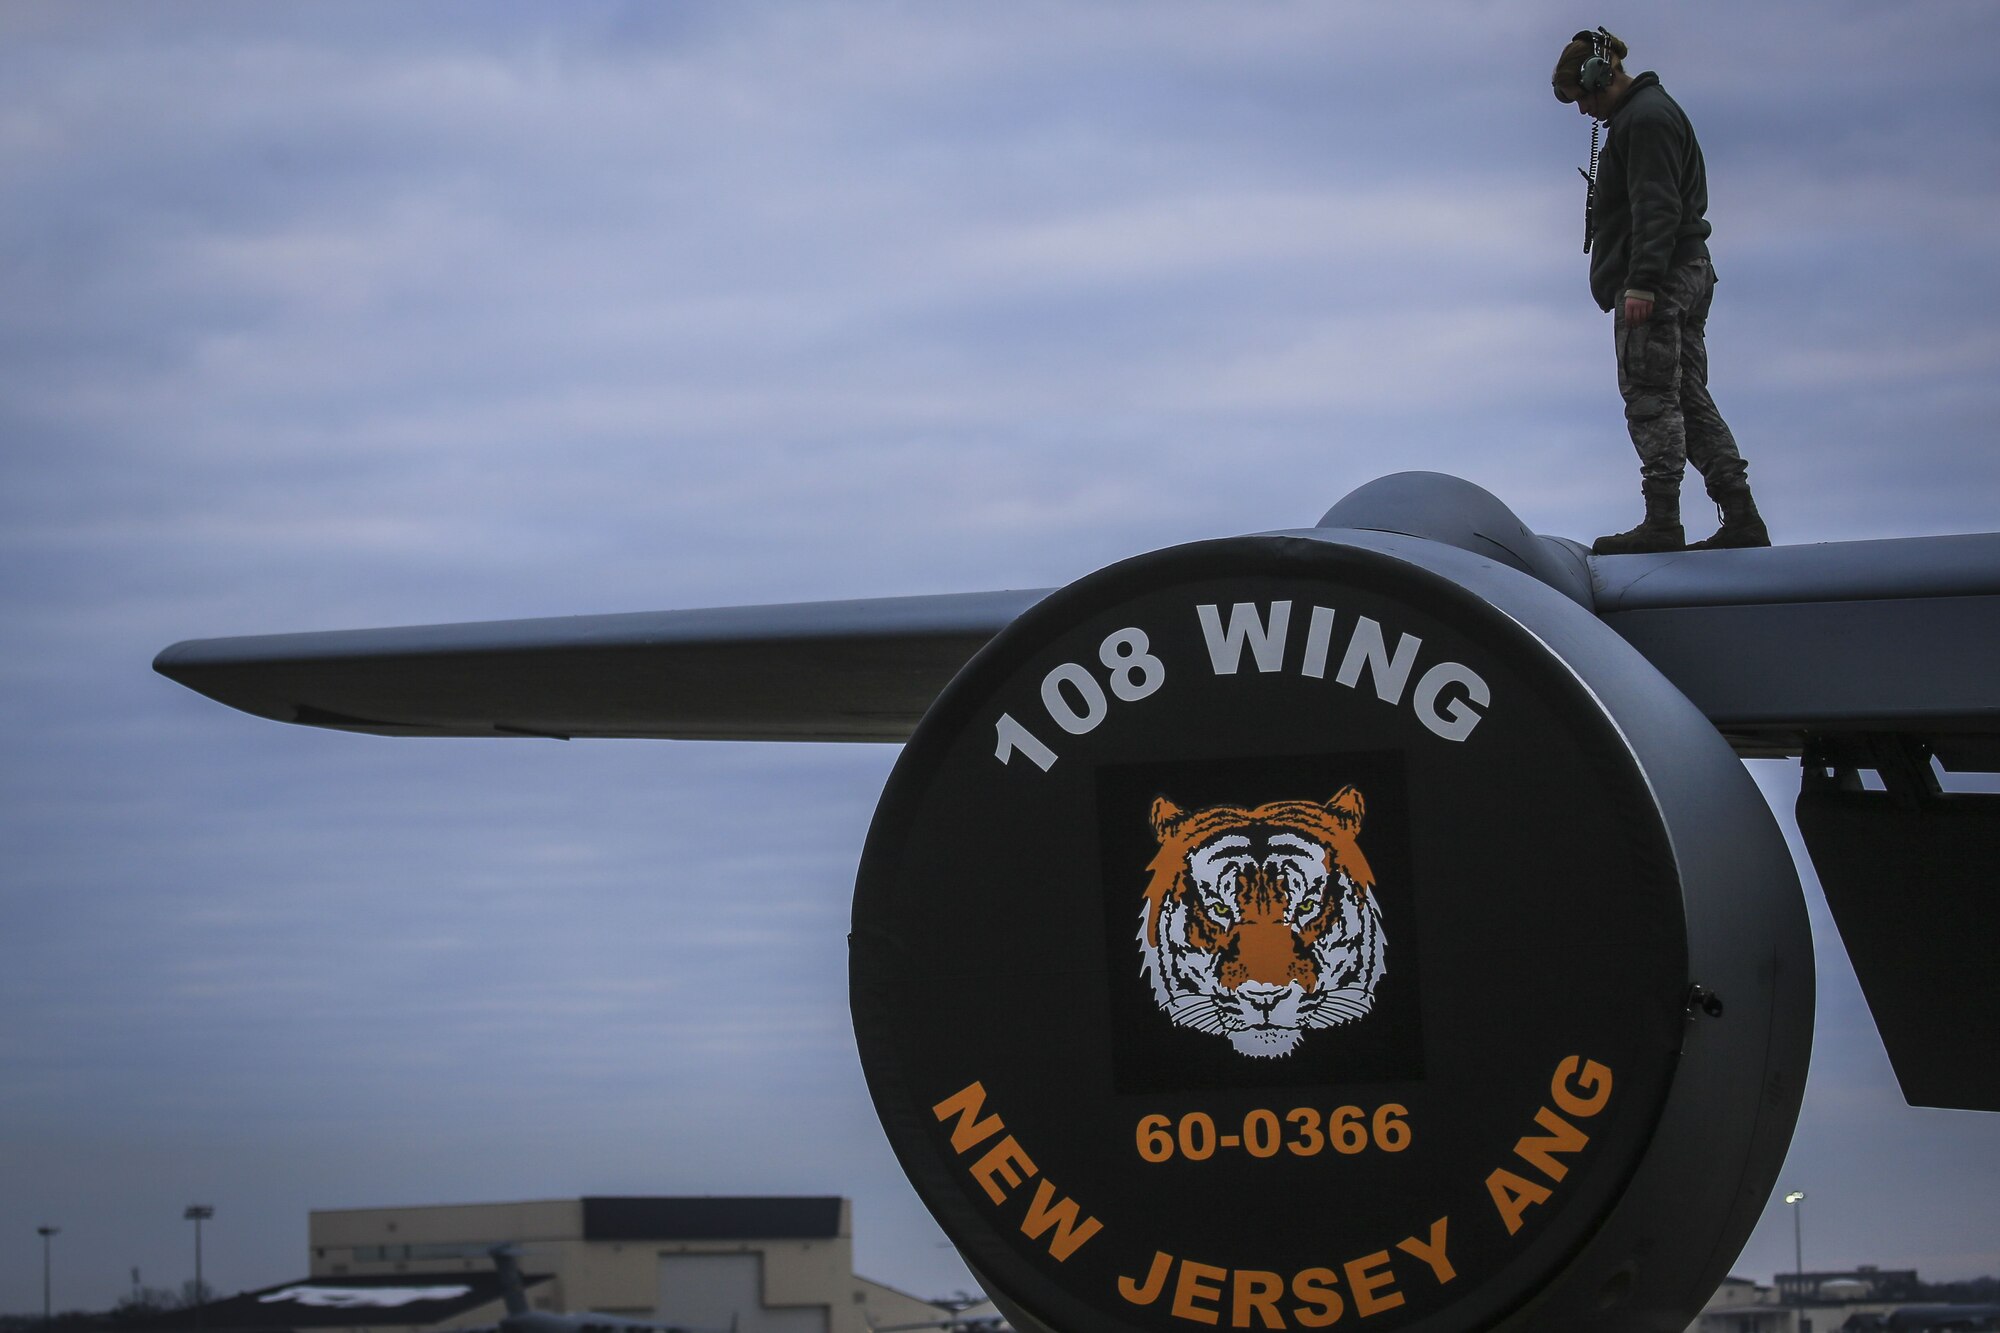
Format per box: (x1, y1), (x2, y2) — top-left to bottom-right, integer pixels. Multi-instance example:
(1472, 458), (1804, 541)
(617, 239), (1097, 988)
(1137, 787), (1386, 1059)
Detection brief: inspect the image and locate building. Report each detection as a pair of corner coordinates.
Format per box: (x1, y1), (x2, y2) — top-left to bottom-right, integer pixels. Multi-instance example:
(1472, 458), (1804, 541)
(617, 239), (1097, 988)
(127, 1198), (988, 1333)
(1777, 1272), (1923, 1307)
(1686, 1275), (1803, 1333)
(312, 1197), (856, 1329)
(1685, 1271), (2000, 1333)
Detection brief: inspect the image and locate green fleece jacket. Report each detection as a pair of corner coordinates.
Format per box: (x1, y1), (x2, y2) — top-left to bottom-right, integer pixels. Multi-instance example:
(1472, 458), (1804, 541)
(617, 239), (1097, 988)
(1587, 72), (1713, 312)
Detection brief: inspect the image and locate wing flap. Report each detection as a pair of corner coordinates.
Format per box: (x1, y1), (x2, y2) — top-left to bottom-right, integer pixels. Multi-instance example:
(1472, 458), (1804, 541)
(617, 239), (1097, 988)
(1796, 774), (2000, 1112)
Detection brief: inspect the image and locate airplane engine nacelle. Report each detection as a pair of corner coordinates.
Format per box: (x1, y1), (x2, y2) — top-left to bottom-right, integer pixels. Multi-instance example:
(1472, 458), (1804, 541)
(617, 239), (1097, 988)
(851, 511), (1812, 1333)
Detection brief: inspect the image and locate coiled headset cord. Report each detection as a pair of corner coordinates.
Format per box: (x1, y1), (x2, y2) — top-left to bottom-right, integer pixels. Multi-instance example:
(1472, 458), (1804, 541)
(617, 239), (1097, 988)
(1580, 118), (1601, 253)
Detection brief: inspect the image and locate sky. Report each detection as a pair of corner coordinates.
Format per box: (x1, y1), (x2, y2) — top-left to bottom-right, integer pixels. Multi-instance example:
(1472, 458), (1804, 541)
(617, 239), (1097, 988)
(4, 0), (1999, 1317)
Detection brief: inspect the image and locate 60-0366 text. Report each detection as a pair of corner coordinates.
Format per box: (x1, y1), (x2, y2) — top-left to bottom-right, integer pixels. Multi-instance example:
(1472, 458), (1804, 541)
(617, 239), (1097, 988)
(1136, 1106), (1411, 1162)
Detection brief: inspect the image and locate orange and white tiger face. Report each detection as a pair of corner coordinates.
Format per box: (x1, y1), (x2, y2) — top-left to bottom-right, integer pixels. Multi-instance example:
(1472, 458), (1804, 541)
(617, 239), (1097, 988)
(1137, 786), (1386, 1058)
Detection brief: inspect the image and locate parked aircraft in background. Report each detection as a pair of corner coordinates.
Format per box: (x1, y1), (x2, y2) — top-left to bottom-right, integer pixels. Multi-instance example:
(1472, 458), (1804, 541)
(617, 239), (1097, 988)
(472, 1246), (735, 1333)
(869, 1313), (1007, 1333)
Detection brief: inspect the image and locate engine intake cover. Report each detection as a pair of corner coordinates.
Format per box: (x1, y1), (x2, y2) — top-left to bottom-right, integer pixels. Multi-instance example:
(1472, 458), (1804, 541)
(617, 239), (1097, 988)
(851, 529), (1811, 1333)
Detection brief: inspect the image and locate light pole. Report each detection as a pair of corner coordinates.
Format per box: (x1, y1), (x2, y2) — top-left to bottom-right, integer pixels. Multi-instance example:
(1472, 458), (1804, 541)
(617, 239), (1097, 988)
(37, 1226), (59, 1325)
(184, 1205), (214, 1331)
(1783, 1191), (1806, 1308)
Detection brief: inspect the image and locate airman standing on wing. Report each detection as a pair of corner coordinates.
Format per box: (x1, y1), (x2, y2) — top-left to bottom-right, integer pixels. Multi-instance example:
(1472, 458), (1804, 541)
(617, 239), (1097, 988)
(1555, 28), (1771, 554)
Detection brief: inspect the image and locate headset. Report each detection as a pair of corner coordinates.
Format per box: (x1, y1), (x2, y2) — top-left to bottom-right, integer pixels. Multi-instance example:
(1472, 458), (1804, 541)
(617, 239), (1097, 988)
(1575, 27), (1618, 95)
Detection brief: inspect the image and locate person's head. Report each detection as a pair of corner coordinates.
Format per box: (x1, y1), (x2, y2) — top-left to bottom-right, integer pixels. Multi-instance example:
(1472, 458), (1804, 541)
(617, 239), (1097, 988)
(1552, 27), (1628, 119)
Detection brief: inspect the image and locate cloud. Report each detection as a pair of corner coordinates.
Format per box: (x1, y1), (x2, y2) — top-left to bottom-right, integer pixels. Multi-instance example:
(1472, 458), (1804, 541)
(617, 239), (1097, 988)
(3, 0), (1999, 1313)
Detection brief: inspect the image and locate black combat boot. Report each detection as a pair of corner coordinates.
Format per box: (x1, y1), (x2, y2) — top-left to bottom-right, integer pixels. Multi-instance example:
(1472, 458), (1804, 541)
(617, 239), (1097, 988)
(1687, 483), (1771, 550)
(1592, 487), (1685, 555)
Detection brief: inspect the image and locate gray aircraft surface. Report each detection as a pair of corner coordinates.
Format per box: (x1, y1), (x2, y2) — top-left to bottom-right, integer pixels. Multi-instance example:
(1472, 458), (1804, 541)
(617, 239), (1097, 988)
(155, 471), (1998, 1333)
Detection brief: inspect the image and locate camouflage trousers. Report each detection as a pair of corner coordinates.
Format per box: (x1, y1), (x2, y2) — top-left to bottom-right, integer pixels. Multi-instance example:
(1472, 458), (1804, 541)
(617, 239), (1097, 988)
(1614, 256), (1748, 501)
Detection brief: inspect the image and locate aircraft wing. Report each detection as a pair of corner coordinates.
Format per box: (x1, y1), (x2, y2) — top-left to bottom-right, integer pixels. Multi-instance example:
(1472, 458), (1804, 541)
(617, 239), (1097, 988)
(154, 518), (2000, 1112)
(1580, 535), (2000, 1115)
(1590, 532), (2000, 768)
(154, 589), (1050, 743)
(154, 534), (2000, 764)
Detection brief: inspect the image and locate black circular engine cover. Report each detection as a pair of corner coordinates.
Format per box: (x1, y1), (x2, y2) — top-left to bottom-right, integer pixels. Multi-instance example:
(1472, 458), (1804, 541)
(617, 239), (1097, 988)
(852, 529), (1810, 1333)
